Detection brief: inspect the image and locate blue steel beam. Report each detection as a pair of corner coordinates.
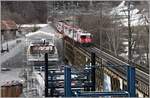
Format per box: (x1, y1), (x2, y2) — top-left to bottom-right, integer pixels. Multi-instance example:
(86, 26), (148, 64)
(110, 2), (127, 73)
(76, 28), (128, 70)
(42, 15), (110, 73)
(64, 66), (72, 97)
(76, 91), (129, 97)
(75, 65), (136, 97)
(48, 78), (87, 81)
(127, 66), (136, 97)
(48, 83), (93, 88)
(48, 72), (90, 75)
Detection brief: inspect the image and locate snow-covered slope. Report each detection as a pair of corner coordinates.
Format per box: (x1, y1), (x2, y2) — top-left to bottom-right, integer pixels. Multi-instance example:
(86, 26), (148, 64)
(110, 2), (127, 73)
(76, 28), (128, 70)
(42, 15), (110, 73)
(110, 1), (148, 26)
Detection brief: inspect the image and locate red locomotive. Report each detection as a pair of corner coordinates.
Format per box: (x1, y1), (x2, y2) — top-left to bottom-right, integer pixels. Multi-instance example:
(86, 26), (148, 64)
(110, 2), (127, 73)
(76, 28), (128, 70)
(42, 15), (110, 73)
(55, 21), (92, 45)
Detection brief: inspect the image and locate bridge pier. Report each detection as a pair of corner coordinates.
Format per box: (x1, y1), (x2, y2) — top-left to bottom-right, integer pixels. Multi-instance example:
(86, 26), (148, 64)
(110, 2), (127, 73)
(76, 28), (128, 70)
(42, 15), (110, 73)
(118, 77), (123, 90)
(137, 90), (144, 97)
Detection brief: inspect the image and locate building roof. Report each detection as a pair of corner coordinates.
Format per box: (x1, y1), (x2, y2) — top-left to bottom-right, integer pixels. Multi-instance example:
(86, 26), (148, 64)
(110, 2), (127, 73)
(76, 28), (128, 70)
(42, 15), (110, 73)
(25, 30), (55, 42)
(19, 24), (47, 28)
(1, 20), (17, 30)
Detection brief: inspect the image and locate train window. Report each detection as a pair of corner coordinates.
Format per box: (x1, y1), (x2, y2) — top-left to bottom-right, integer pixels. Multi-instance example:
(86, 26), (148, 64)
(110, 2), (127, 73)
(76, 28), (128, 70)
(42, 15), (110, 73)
(69, 29), (72, 34)
(81, 35), (86, 39)
(80, 36), (86, 43)
(73, 30), (77, 37)
(65, 27), (67, 32)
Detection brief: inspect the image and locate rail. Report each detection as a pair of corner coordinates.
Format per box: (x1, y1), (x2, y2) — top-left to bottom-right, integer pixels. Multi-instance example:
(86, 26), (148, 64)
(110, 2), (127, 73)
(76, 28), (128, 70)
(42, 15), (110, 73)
(81, 46), (149, 85)
(94, 44), (149, 74)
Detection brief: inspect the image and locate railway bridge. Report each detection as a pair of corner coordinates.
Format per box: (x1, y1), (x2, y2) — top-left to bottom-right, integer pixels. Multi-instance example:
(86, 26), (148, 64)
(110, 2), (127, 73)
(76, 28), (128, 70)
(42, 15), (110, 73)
(63, 37), (149, 97)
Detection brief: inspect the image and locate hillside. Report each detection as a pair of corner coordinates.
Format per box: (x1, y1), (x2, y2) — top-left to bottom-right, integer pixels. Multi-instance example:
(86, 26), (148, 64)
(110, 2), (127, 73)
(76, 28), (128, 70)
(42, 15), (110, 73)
(1, 1), (48, 24)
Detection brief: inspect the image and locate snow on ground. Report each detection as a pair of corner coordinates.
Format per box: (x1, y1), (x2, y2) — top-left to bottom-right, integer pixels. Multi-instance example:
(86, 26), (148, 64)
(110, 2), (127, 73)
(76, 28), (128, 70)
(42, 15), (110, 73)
(32, 70), (45, 96)
(25, 24), (57, 42)
(1, 37), (24, 53)
(0, 68), (24, 86)
(0, 38), (25, 64)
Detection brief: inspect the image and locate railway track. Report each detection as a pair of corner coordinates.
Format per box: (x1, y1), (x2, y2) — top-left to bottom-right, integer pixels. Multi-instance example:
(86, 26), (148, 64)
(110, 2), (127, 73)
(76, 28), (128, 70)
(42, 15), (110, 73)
(83, 46), (149, 85)
(54, 21), (149, 95)
(64, 35), (149, 86)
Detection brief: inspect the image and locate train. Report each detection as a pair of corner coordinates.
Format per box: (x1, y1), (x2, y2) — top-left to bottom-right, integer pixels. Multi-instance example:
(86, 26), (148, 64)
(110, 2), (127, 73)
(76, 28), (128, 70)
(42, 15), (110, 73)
(55, 21), (92, 45)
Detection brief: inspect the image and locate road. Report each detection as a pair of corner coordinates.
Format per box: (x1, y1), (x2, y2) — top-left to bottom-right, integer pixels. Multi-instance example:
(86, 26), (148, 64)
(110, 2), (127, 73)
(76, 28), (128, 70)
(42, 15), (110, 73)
(1, 37), (26, 66)
(0, 68), (25, 86)
(1, 37), (24, 51)
(0, 37), (27, 86)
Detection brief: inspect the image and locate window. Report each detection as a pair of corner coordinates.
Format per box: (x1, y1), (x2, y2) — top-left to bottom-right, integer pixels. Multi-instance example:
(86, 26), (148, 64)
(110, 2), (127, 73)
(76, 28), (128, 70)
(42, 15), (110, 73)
(80, 35), (86, 39)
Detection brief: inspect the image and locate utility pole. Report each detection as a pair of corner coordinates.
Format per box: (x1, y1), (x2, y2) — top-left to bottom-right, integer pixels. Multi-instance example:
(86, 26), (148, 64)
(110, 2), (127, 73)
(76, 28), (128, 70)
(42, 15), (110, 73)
(128, 1), (132, 65)
(148, 1), (150, 67)
(91, 52), (96, 91)
(45, 53), (49, 97)
(72, 1), (76, 65)
(148, 0), (150, 96)
(89, 0), (93, 11)
(1, 32), (4, 53)
(6, 41), (9, 52)
(99, 3), (102, 49)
